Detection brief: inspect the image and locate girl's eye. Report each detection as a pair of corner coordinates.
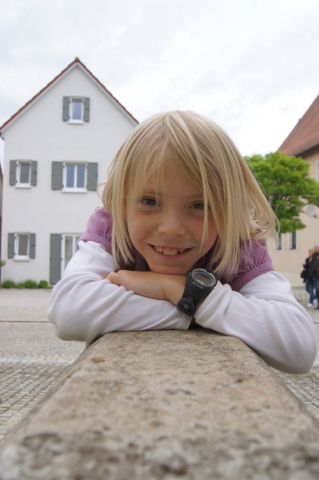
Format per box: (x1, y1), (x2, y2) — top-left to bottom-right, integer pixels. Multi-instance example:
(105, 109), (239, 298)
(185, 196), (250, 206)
(141, 198), (157, 206)
(191, 202), (205, 210)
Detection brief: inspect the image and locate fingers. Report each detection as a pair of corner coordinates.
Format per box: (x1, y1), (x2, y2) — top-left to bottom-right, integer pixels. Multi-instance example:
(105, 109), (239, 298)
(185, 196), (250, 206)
(106, 272), (121, 285)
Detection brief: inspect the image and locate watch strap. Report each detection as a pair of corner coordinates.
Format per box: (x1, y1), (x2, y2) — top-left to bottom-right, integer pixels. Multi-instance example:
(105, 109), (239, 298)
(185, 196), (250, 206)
(176, 297), (195, 316)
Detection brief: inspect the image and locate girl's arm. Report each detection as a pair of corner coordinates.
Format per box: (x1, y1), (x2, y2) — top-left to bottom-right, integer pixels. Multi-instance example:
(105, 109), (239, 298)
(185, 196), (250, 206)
(194, 272), (317, 374)
(106, 259), (317, 374)
(48, 241), (190, 344)
(49, 240), (317, 373)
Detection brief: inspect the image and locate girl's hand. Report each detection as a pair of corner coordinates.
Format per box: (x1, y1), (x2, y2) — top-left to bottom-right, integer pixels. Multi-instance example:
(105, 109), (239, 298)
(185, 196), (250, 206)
(106, 270), (185, 305)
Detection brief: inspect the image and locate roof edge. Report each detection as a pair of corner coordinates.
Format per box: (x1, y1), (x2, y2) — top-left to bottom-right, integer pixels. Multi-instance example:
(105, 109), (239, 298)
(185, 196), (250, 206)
(0, 58), (79, 132)
(291, 142), (319, 158)
(75, 59), (138, 124)
(0, 57), (138, 132)
(277, 94), (319, 156)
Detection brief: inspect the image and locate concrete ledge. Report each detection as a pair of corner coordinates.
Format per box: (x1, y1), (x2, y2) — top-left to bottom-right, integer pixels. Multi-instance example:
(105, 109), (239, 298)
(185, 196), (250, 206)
(1, 329), (319, 479)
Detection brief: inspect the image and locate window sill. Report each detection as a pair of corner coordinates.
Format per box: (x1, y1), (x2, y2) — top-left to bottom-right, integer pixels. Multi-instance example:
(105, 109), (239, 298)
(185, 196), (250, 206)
(68, 120), (85, 125)
(15, 184), (32, 189)
(62, 188), (88, 194)
(14, 257), (30, 262)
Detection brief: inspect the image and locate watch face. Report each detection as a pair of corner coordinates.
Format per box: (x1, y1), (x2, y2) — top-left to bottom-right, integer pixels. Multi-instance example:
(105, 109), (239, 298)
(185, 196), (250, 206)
(191, 269), (216, 287)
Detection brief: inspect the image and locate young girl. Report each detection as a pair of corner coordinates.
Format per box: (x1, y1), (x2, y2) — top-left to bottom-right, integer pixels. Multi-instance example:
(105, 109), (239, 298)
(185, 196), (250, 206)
(48, 111), (317, 374)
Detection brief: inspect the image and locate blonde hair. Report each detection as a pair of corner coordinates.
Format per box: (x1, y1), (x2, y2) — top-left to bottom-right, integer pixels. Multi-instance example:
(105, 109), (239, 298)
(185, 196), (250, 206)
(102, 111), (277, 280)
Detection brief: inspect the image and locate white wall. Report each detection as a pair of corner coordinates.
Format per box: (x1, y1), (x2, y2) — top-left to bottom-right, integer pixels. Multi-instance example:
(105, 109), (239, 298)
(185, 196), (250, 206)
(0, 164), (2, 269)
(0, 165), (2, 218)
(1, 65), (136, 283)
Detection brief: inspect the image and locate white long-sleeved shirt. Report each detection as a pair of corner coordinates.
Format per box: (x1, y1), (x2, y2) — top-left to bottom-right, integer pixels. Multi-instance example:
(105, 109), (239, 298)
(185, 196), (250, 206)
(48, 241), (317, 374)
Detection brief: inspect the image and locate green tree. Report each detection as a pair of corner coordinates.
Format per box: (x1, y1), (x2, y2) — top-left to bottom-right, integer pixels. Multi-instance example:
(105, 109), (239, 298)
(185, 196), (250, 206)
(245, 152), (319, 233)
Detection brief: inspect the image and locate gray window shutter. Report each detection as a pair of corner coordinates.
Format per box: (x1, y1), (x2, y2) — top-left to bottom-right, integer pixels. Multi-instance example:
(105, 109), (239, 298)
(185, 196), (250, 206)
(63, 97), (70, 121)
(87, 163), (98, 191)
(8, 233), (15, 259)
(83, 97), (90, 122)
(29, 234), (36, 259)
(9, 160), (17, 186)
(31, 161), (37, 186)
(52, 162), (63, 190)
(50, 234), (62, 284)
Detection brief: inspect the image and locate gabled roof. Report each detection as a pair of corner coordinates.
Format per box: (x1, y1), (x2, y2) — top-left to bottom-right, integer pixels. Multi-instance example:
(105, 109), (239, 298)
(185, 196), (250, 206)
(0, 57), (138, 133)
(278, 94), (319, 157)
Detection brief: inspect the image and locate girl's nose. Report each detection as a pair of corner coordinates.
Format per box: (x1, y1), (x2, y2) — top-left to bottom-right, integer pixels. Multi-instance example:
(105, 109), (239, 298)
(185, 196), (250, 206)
(157, 212), (186, 238)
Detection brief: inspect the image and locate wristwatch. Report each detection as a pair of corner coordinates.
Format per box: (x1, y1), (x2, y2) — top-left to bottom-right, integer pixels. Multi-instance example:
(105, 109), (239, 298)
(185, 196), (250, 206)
(177, 268), (217, 316)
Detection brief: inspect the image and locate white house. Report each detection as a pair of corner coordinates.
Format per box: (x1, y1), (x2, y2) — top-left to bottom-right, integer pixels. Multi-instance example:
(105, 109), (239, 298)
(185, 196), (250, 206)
(0, 163), (3, 275)
(0, 58), (138, 285)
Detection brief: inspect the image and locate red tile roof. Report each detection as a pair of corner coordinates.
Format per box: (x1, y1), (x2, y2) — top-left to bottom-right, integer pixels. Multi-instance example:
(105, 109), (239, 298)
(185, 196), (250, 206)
(0, 58), (138, 132)
(278, 95), (319, 157)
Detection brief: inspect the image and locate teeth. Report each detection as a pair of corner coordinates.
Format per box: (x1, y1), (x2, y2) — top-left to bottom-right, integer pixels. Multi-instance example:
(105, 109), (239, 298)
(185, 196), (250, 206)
(155, 247), (185, 256)
(164, 249), (178, 256)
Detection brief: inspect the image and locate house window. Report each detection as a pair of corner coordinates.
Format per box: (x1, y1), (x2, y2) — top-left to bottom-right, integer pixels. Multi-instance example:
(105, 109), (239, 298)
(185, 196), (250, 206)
(17, 233), (29, 258)
(51, 161), (98, 192)
(62, 234), (81, 271)
(63, 163), (87, 191)
(288, 231), (297, 250)
(10, 160), (37, 187)
(8, 233), (36, 260)
(275, 233), (282, 251)
(70, 98), (84, 122)
(18, 162), (31, 185)
(63, 97), (90, 123)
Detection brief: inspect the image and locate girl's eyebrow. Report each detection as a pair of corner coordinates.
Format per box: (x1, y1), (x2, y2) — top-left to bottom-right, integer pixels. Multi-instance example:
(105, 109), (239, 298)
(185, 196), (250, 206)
(139, 182), (204, 201)
(186, 194), (205, 201)
(139, 191), (205, 203)
(139, 189), (158, 196)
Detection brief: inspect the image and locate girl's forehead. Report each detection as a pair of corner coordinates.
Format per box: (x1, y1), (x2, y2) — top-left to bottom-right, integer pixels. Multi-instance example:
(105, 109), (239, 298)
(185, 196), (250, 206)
(129, 162), (203, 198)
(132, 154), (193, 182)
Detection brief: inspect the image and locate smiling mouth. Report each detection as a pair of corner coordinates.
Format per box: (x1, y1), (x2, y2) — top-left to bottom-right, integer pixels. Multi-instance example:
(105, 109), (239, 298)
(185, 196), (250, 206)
(151, 245), (191, 256)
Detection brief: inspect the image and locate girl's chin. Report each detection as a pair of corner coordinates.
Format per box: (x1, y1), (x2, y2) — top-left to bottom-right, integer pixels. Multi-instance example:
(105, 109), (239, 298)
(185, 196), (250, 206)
(149, 265), (189, 276)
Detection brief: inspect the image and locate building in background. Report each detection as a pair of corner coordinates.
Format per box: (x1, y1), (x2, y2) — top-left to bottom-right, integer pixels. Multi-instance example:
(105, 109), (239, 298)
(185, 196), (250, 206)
(0, 163), (3, 281)
(268, 95), (319, 286)
(0, 58), (138, 285)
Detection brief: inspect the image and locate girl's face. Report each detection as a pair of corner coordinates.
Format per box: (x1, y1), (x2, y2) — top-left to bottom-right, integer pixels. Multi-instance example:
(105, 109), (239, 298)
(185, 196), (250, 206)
(125, 162), (217, 275)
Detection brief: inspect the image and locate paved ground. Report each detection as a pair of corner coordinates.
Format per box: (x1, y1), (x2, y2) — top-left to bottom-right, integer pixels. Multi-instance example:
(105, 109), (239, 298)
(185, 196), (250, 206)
(0, 290), (85, 442)
(275, 287), (319, 418)
(0, 287), (318, 443)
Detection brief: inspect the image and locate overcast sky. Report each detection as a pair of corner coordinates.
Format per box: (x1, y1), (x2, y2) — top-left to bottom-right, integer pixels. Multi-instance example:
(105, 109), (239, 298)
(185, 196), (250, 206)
(0, 0), (318, 164)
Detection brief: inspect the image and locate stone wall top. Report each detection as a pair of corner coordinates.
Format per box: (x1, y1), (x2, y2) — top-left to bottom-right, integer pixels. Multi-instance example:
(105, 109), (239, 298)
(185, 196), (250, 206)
(1, 329), (319, 479)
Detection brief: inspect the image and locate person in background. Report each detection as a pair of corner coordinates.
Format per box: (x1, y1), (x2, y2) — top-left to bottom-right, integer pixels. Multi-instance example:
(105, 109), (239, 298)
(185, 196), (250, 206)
(303, 248), (315, 307)
(311, 243), (319, 310)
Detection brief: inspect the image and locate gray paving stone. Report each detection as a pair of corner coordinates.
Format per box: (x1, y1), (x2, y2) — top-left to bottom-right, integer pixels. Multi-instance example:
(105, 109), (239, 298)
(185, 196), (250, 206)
(0, 322), (84, 364)
(0, 289), (52, 322)
(0, 290), (85, 442)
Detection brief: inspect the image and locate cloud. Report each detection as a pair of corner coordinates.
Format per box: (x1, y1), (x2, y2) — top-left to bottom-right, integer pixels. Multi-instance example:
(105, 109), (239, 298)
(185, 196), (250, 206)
(0, 0), (318, 160)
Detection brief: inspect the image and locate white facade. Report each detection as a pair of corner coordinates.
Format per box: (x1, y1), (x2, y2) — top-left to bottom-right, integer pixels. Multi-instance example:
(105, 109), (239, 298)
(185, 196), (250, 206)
(0, 165), (2, 272)
(0, 60), (137, 284)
